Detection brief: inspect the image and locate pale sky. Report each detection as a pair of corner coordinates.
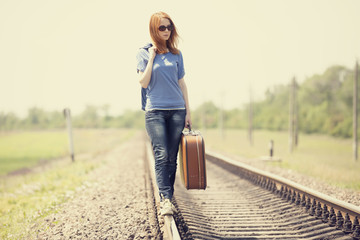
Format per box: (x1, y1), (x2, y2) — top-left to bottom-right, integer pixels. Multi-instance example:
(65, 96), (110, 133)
(1, 0), (359, 117)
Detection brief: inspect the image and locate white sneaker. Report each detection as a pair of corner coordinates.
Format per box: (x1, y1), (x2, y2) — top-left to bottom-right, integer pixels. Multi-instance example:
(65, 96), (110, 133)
(160, 199), (173, 216)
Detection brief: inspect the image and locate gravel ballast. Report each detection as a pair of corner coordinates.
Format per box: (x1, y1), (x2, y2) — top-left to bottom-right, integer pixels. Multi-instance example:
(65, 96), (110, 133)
(32, 132), (159, 240)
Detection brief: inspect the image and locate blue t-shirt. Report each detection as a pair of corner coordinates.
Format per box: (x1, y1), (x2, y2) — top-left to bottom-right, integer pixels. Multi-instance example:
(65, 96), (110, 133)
(136, 43), (185, 111)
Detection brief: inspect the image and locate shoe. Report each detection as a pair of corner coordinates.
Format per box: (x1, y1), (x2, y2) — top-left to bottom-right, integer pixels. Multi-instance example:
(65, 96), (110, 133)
(160, 199), (173, 216)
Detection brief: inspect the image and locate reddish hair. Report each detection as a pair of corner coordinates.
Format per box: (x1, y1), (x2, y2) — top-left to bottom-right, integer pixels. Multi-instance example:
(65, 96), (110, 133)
(149, 12), (180, 55)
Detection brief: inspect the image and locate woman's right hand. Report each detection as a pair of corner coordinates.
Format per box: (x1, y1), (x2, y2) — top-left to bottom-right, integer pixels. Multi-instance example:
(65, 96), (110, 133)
(149, 46), (157, 60)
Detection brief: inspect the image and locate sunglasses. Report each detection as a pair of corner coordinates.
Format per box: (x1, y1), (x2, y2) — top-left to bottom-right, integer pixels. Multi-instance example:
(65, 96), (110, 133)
(158, 25), (174, 32)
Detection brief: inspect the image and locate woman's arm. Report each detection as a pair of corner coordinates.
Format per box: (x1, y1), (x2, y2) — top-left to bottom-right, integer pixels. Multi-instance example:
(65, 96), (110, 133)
(138, 46), (156, 88)
(178, 78), (192, 128)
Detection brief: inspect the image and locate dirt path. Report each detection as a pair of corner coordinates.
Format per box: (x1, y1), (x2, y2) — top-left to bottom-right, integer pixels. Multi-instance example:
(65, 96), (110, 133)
(31, 131), (159, 240)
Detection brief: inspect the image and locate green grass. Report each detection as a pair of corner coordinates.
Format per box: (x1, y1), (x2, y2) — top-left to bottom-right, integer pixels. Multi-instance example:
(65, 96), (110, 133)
(202, 129), (360, 191)
(0, 129), (134, 176)
(0, 159), (97, 239)
(0, 131), (68, 175)
(0, 128), (136, 240)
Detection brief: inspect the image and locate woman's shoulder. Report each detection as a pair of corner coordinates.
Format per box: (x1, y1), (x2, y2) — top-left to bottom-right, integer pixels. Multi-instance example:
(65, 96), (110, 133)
(174, 48), (183, 56)
(168, 48), (182, 57)
(176, 49), (183, 59)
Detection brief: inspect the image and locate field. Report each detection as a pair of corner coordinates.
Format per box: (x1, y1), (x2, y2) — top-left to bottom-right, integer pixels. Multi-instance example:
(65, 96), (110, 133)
(0, 129), (135, 239)
(0, 129), (135, 176)
(0, 131), (67, 175)
(202, 129), (360, 190)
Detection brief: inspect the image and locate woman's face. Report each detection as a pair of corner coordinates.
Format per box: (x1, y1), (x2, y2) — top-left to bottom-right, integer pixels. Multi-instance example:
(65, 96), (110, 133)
(158, 18), (172, 41)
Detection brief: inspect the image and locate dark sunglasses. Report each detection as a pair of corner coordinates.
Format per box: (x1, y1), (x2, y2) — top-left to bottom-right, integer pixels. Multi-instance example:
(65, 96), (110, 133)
(158, 25), (174, 32)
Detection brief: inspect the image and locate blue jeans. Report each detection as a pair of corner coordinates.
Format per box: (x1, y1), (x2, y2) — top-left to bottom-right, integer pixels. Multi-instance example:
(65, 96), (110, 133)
(145, 109), (186, 200)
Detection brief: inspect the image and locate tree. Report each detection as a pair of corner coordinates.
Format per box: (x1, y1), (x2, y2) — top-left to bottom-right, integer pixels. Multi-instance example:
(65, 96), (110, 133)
(0, 112), (20, 130)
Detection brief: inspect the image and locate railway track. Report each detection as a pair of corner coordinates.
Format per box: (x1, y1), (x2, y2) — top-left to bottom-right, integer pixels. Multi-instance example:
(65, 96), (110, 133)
(145, 143), (360, 239)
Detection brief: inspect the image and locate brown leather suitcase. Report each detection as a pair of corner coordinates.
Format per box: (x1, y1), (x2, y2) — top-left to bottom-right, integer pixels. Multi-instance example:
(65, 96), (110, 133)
(179, 129), (206, 190)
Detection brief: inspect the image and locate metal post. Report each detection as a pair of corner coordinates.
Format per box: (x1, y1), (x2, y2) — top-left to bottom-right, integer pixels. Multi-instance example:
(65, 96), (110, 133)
(354, 61), (358, 161)
(269, 139), (274, 157)
(63, 108), (75, 162)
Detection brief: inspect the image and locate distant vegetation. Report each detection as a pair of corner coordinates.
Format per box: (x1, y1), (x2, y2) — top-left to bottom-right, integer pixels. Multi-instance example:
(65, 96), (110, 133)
(0, 106), (145, 130)
(192, 65), (358, 139)
(0, 65), (358, 138)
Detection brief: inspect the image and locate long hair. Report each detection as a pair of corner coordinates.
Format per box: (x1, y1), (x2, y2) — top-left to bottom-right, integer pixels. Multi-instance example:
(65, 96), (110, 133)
(149, 12), (180, 55)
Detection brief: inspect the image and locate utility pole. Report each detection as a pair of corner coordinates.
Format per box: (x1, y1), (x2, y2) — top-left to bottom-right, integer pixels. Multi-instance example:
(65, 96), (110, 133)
(201, 104), (206, 135)
(354, 61), (358, 161)
(289, 77), (297, 153)
(294, 79), (298, 147)
(248, 87), (253, 146)
(63, 108), (75, 162)
(219, 93), (225, 140)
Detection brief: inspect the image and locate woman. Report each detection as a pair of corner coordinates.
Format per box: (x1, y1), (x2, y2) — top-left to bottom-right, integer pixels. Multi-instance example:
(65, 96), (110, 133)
(136, 12), (192, 216)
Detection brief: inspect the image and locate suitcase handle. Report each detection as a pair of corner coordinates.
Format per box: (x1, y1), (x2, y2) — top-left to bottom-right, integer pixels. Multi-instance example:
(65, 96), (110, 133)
(182, 128), (201, 136)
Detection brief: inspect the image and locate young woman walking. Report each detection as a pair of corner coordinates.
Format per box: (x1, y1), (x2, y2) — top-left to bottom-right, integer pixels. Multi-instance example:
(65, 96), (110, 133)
(136, 11), (192, 216)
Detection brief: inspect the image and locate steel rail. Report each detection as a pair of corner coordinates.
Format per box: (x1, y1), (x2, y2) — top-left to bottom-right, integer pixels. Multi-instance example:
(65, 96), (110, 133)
(145, 141), (181, 240)
(206, 150), (360, 233)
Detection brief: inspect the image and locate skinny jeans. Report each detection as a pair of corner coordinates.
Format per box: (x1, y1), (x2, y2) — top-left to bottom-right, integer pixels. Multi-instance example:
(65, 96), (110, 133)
(145, 109), (186, 200)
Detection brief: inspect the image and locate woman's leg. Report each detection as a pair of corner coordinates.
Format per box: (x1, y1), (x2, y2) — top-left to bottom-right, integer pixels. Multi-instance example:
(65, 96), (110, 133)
(145, 110), (172, 200)
(166, 110), (186, 198)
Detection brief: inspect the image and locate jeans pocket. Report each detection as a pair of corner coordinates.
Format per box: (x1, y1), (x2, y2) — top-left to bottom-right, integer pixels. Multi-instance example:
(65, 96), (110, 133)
(145, 110), (157, 118)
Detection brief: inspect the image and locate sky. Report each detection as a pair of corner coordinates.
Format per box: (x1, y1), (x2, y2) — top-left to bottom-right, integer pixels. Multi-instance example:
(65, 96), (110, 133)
(1, 0), (360, 117)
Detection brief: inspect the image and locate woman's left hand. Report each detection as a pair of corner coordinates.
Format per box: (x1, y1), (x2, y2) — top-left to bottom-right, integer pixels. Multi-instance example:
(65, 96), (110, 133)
(185, 114), (192, 129)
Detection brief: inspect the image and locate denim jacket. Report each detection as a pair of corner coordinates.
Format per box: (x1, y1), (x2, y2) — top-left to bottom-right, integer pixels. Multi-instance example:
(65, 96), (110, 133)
(138, 43), (153, 111)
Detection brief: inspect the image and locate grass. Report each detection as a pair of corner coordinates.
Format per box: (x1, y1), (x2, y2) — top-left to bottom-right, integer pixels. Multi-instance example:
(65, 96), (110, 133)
(0, 129), (133, 176)
(0, 131), (68, 175)
(0, 159), (97, 239)
(202, 128), (360, 191)
(0, 128), (136, 240)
